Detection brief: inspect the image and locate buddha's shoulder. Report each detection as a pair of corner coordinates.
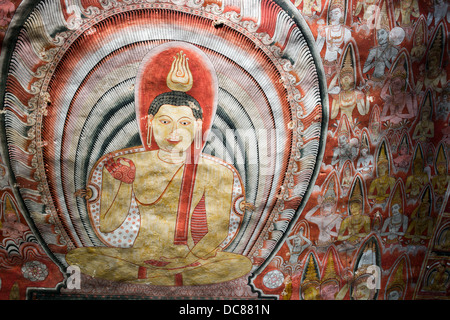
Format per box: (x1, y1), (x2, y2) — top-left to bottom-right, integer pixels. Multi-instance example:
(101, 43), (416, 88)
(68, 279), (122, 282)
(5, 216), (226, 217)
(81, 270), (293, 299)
(94, 148), (155, 168)
(198, 154), (237, 178)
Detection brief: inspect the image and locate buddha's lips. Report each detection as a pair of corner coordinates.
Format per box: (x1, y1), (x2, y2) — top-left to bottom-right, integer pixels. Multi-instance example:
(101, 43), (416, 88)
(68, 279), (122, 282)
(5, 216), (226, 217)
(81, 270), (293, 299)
(167, 137), (182, 144)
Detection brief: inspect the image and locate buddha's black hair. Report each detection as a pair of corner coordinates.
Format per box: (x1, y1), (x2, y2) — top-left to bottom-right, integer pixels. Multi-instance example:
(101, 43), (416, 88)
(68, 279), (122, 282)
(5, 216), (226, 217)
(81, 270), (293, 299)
(148, 91), (203, 120)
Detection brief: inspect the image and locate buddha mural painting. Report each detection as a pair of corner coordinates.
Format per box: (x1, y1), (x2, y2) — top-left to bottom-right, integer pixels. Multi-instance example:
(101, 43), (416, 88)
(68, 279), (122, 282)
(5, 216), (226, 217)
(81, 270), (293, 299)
(67, 42), (253, 286)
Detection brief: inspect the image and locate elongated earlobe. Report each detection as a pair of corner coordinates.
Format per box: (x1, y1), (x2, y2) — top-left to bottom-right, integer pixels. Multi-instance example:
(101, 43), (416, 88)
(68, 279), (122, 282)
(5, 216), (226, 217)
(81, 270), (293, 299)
(195, 119), (203, 150)
(147, 115), (154, 148)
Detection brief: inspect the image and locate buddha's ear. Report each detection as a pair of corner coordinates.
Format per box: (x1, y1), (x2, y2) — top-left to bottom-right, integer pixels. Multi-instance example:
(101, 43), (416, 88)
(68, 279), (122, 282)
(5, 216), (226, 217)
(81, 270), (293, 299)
(195, 119), (203, 150)
(147, 115), (154, 148)
(147, 114), (154, 126)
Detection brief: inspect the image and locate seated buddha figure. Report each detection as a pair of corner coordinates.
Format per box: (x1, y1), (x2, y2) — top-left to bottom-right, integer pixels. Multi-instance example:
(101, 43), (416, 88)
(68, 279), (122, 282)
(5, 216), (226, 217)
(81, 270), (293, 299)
(67, 43), (253, 286)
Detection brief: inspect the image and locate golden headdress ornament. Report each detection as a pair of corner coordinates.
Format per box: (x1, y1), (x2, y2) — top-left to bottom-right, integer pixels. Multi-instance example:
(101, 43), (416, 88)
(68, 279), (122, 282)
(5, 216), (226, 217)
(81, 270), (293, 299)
(421, 187), (431, 204)
(340, 46), (355, 81)
(167, 51), (193, 92)
(391, 58), (407, 81)
(361, 133), (369, 151)
(338, 115), (350, 138)
(376, 1), (390, 31)
(413, 146), (424, 167)
(428, 26), (443, 65)
(391, 185), (403, 208)
(323, 179), (337, 203)
(436, 144), (447, 167)
(302, 255), (321, 291)
(414, 19), (425, 45)
(329, 0), (345, 12)
(386, 260), (405, 295)
(3, 195), (16, 220)
(422, 92), (432, 114)
(377, 142), (389, 170)
(322, 252), (340, 285)
(349, 179), (363, 205)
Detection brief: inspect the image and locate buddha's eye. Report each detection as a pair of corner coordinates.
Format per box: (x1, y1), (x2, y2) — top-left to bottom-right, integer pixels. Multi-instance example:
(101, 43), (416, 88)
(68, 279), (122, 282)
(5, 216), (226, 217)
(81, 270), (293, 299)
(159, 119), (171, 125)
(179, 120), (191, 126)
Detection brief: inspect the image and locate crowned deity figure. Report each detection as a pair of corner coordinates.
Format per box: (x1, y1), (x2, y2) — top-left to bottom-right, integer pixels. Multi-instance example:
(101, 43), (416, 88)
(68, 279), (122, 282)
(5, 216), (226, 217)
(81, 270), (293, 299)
(411, 19), (427, 62)
(412, 93), (435, 143)
(305, 178), (342, 247)
(432, 145), (450, 201)
(350, 243), (379, 300)
(294, 0), (322, 18)
(335, 240), (379, 300)
(329, 44), (372, 123)
(337, 179), (371, 245)
(385, 259), (406, 300)
(301, 255), (321, 300)
(316, 0), (352, 76)
(286, 228), (312, 264)
(405, 148), (430, 201)
(381, 186), (408, 244)
(394, 0), (419, 34)
(368, 143), (396, 206)
(405, 189), (434, 244)
(0, 0), (15, 29)
(363, 1), (399, 85)
(352, 0), (379, 36)
(393, 135), (411, 171)
(426, 0), (450, 31)
(380, 57), (417, 126)
(320, 252), (342, 300)
(416, 25), (447, 95)
(1, 196), (29, 239)
(331, 115), (359, 169)
(356, 133), (374, 178)
(67, 43), (253, 286)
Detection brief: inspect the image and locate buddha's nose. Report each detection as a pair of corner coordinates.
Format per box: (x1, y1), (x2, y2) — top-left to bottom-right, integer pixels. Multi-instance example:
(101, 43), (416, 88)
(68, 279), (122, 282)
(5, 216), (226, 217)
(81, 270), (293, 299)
(167, 130), (182, 143)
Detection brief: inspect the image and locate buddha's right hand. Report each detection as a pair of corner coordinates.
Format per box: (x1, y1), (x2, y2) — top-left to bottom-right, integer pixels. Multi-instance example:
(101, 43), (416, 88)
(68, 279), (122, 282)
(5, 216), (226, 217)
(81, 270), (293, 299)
(105, 155), (136, 184)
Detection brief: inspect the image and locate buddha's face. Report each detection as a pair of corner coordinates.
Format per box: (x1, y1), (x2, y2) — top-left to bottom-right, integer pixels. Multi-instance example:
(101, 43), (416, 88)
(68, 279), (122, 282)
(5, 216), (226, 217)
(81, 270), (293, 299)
(350, 201), (362, 216)
(391, 203), (402, 217)
(399, 145), (407, 155)
(340, 75), (354, 91)
(418, 203), (430, 218)
(302, 286), (320, 300)
(378, 162), (388, 176)
(415, 32), (423, 45)
(329, 8), (343, 25)
(390, 77), (405, 93)
(152, 104), (198, 154)
(437, 163), (446, 175)
(321, 200), (335, 216)
(377, 29), (388, 45)
(361, 147), (368, 157)
(338, 134), (348, 146)
(352, 282), (373, 300)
